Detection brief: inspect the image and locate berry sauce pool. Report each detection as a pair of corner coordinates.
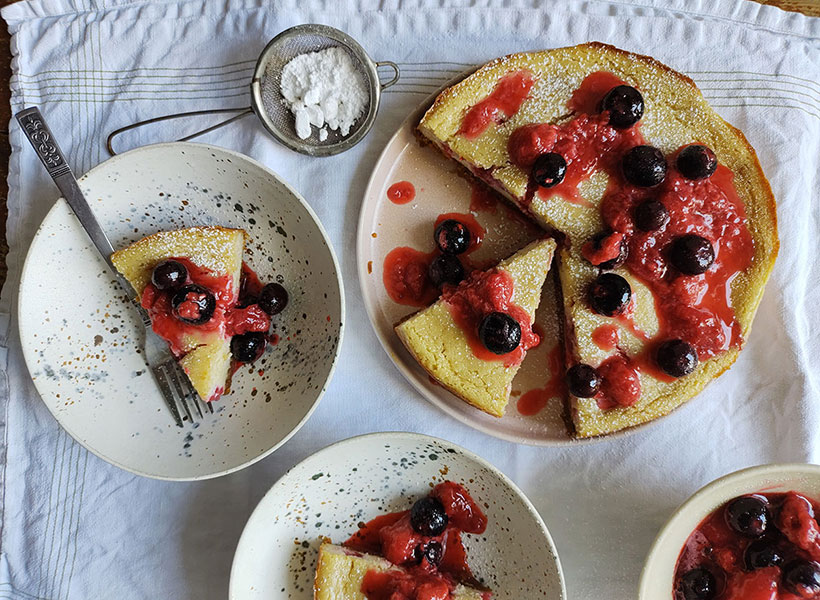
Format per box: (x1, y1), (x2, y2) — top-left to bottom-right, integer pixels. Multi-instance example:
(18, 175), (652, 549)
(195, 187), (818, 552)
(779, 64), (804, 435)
(388, 181), (417, 204)
(517, 344), (565, 416)
(382, 209), (484, 308)
(674, 491), (820, 600)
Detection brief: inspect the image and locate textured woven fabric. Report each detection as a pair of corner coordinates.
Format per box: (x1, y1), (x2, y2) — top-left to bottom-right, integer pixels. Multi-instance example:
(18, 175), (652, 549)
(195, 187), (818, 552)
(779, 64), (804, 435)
(1, 1), (818, 598)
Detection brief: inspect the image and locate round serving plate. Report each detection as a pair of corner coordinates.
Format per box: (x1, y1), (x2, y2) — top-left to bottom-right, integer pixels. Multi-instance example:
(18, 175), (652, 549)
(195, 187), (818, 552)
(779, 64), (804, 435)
(18, 142), (344, 480)
(229, 431), (566, 599)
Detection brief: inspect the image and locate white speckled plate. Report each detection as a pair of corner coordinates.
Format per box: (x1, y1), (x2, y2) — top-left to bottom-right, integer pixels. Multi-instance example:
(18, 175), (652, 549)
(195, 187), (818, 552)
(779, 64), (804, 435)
(18, 142), (344, 480)
(357, 82), (589, 446)
(229, 432), (565, 599)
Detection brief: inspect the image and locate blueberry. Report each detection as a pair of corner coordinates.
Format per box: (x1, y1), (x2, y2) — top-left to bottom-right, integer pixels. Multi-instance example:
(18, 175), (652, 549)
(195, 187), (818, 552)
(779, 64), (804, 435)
(656, 339), (698, 378)
(670, 235), (715, 275)
(622, 145), (667, 187)
(566, 364), (602, 398)
(434, 219), (471, 255)
(677, 145), (717, 180)
(725, 495), (770, 538)
(230, 332), (267, 363)
(601, 85), (644, 128)
(413, 541), (444, 566)
(478, 312), (522, 355)
(588, 273), (631, 316)
(587, 230), (629, 270)
(423, 541), (444, 565)
(634, 199), (670, 232)
(410, 496), (449, 536)
(171, 284), (216, 325)
(151, 260), (187, 290)
(744, 540), (783, 571)
(258, 283), (288, 316)
(677, 568), (717, 600)
(532, 153), (567, 188)
(428, 254), (465, 288)
(783, 560), (820, 598)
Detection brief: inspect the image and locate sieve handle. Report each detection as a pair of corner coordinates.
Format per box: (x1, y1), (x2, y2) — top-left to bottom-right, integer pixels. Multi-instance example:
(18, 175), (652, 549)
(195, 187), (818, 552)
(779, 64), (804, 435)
(375, 61), (400, 90)
(105, 106), (254, 156)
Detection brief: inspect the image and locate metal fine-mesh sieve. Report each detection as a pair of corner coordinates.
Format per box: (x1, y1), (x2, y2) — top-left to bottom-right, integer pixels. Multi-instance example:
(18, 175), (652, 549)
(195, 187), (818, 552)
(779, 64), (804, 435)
(106, 24), (399, 157)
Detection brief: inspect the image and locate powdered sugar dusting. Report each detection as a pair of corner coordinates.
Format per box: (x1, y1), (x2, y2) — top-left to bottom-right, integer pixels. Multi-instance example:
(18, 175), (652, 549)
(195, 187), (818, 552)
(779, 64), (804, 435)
(278, 47), (368, 139)
(111, 226), (245, 295)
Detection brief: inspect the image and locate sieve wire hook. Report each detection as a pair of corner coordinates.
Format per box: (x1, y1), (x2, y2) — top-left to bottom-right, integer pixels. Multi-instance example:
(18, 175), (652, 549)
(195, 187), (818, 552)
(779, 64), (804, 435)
(106, 106), (254, 156)
(376, 61), (400, 90)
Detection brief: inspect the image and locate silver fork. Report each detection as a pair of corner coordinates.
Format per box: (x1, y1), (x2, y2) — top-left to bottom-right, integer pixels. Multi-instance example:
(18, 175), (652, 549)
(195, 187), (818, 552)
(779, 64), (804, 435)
(16, 106), (213, 427)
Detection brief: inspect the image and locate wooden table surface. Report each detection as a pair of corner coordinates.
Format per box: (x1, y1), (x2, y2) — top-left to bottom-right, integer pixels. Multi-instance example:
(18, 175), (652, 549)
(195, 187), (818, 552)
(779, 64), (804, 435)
(0, 0), (815, 289)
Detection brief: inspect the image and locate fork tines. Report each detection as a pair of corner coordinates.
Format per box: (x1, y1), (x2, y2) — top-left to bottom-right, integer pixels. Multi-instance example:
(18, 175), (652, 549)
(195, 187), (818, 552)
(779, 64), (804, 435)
(155, 361), (212, 427)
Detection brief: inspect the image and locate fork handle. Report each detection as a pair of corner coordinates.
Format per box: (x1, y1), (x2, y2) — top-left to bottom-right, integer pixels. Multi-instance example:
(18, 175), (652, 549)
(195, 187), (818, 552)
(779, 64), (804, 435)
(16, 107), (140, 306)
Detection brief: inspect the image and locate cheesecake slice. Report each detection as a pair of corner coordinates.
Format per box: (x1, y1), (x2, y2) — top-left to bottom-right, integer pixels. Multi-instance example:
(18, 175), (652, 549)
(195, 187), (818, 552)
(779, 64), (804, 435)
(111, 226), (246, 401)
(314, 543), (486, 600)
(396, 238), (556, 417)
(419, 43), (778, 437)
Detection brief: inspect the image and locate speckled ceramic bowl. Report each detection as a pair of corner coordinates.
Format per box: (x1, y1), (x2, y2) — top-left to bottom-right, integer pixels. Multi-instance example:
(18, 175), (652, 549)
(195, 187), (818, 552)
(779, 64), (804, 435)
(18, 142), (344, 480)
(229, 431), (566, 599)
(639, 463), (820, 599)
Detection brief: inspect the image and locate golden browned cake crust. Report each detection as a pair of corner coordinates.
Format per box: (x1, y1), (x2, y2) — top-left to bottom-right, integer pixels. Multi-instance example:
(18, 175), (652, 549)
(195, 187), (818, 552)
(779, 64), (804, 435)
(395, 238), (556, 417)
(419, 42), (778, 438)
(111, 226), (247, 401)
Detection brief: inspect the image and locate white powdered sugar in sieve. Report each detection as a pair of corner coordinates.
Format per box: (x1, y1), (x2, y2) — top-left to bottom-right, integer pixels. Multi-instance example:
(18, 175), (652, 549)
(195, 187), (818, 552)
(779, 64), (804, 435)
(277, 47), (369, 140)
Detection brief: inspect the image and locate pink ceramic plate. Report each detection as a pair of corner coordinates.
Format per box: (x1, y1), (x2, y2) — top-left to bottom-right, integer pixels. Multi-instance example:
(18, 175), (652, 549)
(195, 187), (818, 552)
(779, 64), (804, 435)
(357, 89), (581, 445)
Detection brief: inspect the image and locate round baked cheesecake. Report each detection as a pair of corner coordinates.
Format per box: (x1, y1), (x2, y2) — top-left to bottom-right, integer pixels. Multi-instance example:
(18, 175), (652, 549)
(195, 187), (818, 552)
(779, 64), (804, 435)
(418, 42), (778, 438)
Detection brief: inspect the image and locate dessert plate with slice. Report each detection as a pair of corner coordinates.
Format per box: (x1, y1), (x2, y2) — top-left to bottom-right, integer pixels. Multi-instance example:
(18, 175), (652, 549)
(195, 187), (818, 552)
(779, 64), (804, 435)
(18, 142), (343, 479)
(229, 431), (565, 599)
(358, 42), (778, 444)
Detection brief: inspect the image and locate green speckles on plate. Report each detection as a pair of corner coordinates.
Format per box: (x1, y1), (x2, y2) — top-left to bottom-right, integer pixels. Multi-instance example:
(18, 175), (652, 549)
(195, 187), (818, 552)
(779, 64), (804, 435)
(230, 432), (566, 599)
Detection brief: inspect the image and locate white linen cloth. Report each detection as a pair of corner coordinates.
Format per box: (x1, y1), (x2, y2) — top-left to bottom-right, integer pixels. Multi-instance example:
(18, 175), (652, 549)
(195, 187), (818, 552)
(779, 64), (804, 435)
(1, 0), (818, 598)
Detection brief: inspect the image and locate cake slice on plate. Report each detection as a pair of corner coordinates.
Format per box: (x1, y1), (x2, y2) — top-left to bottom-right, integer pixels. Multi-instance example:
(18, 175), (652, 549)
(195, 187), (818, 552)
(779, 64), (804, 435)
(315, 481), (490, 599)
(111, 226), (246, 402)
(395, 238), (556, 417)
(418, 42), (778, 437)
(314, 543), (486, 600)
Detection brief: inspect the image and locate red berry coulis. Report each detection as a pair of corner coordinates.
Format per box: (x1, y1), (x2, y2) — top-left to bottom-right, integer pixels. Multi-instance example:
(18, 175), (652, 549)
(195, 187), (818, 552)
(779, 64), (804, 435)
(469, 182), (498, 214)
(499, 71), (755, 407)
(388, 181), (417, 205)
(674, 491), (820, 600)
(382, 210), (484, 308)
(442, 268), (539, 367)
(141, 258), (273, 399)
(592, 324), (620, 351)
(459, 70), (535, 139)
(344, 481), (490, 600)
